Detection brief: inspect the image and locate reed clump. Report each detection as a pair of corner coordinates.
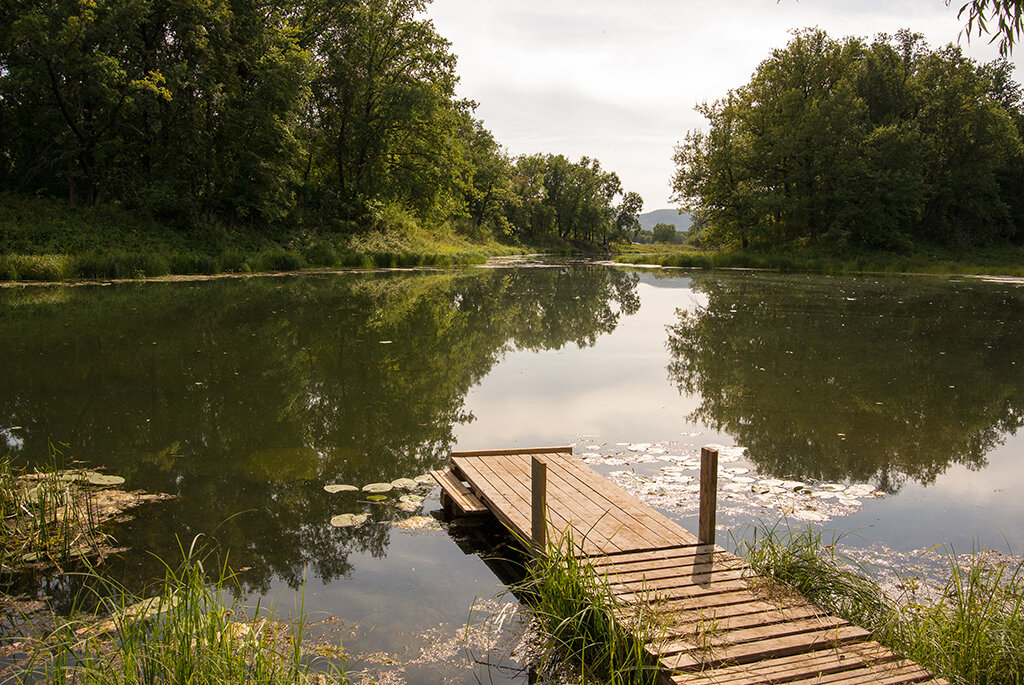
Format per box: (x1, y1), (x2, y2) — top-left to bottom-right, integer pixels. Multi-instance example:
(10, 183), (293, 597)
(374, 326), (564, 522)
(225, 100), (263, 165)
(0, 456), (102, 571)
(740, 525), (1024, 685)
(22, 542), (347, 684)
(513, 532), (661, 685)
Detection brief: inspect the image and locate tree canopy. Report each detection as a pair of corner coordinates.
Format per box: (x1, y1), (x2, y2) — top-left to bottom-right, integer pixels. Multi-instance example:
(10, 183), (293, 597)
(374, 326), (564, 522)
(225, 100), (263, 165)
(0, 0), (640, 245)
(673, 29), (1024, 250)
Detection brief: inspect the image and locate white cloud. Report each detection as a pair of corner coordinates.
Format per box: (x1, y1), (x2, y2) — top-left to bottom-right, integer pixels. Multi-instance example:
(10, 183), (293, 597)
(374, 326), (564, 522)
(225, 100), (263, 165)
(427, 0), (1024, 210)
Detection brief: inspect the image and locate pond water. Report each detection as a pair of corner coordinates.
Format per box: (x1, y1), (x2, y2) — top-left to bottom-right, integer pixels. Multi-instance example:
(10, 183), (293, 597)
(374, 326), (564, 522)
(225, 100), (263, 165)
(2, 263), (1022, 681)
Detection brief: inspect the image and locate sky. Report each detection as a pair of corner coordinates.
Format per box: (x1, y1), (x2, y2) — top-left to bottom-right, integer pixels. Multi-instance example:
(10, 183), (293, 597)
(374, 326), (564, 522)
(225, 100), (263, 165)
(426, 0), (1024, 211)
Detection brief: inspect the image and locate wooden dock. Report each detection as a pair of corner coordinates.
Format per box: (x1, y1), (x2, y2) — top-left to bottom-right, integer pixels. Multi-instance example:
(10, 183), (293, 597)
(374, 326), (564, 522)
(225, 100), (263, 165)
(433, 446), (949, 685)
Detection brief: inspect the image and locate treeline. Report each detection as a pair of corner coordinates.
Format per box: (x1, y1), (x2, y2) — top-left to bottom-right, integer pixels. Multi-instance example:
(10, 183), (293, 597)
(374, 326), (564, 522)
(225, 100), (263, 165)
(673, 29), (1024, 250)
(0, 0), (640, 245)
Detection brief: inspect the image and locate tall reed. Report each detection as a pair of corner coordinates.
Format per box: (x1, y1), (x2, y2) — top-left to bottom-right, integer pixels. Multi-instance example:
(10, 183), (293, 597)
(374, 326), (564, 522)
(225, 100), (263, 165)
(0, 455), (102, 570)
(31, 540), (347, 684)
(740, 524), (1024, 685)
(512, 530), (662, 685)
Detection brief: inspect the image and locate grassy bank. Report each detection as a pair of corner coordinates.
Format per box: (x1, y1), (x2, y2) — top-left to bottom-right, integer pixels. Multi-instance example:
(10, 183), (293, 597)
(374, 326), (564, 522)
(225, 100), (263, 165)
(614, 243), (1024, 277)
(741, 526), (1024, 685)
(0, 194), (524, 282)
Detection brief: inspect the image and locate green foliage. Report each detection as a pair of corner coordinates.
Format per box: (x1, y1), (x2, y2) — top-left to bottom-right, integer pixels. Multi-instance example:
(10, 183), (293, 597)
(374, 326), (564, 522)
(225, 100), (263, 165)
(650, 223), (677, 244)
(674, 28), (1024, 251)
(31, 543), (347, 684)
(614, 242), (1024, 276)
(742, 525), (1024, 685)
(503, 154), (643, 245)
(514, 531), (661, 685)
(249, 249), (304, 273)
(953, 0), (1024, 56)
(664, 271), (1024, 490)
(0, 453), (100, 570)
(0, 0), (635, 252)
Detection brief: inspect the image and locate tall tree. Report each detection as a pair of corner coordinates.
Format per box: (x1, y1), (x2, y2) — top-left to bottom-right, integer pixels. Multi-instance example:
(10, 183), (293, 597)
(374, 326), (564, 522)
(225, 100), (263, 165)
(308, 0), (467, 223)
(673, 28), (1024, 250)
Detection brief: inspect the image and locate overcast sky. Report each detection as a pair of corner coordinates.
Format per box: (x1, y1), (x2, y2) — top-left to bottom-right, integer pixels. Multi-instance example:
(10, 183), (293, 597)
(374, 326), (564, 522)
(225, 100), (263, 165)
(426, 0), (1024, 211)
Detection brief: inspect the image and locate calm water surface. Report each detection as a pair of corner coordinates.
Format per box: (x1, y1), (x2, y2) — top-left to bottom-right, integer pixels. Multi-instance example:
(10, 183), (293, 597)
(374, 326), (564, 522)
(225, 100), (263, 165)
(2, 264), (1022, 680)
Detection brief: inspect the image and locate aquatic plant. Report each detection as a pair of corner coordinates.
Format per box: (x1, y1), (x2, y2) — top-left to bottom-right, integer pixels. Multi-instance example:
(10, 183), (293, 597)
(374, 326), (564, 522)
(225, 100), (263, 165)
(0, 455), (103, 570)
(512, 529), (662, 685)
(740, 524), (1024, 685)
(26, 539), (348, 684)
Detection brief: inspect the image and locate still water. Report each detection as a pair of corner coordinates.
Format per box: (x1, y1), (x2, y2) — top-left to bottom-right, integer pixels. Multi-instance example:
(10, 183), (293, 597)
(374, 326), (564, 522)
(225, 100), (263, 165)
(1, 264), (1022, 681)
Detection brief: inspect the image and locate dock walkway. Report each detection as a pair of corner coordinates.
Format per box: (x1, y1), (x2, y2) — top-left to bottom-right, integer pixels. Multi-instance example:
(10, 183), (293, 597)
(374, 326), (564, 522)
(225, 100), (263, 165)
(433, 446), (948, 685)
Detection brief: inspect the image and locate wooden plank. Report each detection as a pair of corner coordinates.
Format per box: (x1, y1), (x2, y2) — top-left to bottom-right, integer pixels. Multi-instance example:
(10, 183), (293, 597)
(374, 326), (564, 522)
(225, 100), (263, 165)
(545, 454), (697, 547)
(477, 453), (618, 554)
(781, 662), (940, 685)
(450, 445), (573, 457)
(662, 624), (872, 672)
(429, 469), (488, 515)
(608, 567), (750, 596)
(639, 604), (825, 640)
(479, 453), (648, 554)
(453, 457), (535, 542)
(586, 544), (721, 567)
(521, 454), (652, 553)
(589, 545), (729, 570)
(670, 641), (898, 684)
(617, 578), (753, 603)
(651, 615), (850, 659)
(625, 590), (767, 617)
(597, 555), (747, 584)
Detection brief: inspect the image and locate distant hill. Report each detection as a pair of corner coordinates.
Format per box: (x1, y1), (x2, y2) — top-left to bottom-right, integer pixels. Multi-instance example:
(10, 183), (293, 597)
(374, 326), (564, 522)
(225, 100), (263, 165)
(639, 209), (691, 232)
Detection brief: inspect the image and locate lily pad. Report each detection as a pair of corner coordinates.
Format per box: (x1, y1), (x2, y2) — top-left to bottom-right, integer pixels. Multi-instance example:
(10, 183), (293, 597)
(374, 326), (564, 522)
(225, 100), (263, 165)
(366, 494), (388, 502)
(414, 474), (434, 485)
(323, 484), (358, 493)
(390, 478), (418, 490)
(330, 513), (368, 528)
(399, 494), (424, 504)
(362, 482), (393, 493)
(86, 473), (125, 487)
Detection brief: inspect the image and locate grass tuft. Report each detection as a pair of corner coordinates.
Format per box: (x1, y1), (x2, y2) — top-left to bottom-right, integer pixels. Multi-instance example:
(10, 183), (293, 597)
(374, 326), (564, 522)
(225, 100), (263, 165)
(740, 524), (1024, 685)
(513, 530), (661, 685)
(27, 540), (348, 684)
(0, 452), (103, 571)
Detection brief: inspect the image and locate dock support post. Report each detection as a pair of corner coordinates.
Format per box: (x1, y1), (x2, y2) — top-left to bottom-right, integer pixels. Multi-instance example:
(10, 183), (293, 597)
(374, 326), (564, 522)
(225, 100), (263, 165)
(699, 446), (718, 545)
(531, 456), (547, 551)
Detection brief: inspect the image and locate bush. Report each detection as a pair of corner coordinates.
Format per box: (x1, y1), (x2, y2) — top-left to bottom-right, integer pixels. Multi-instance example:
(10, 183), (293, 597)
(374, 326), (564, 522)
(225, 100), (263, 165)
(250, 249), (304, 272)
(302, 242), (338, 267)
(169, 252), (219, 275)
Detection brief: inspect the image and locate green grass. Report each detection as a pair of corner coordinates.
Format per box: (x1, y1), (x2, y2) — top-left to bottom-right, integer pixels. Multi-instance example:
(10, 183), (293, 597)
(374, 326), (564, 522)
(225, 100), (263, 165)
(740, 525), (1024, 685)
(0, 453), (102, 571)
(512, 530), (662, 685)
(0, 194), (522, 282)
(27, 541), (347, 684)
(613, 243), (1024, 277)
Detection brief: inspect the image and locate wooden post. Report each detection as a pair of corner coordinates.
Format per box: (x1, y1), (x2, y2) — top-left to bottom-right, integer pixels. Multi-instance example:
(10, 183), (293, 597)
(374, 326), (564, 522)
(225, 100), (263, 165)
(531, 456), (547, 550)
(698, 446), (718, 545)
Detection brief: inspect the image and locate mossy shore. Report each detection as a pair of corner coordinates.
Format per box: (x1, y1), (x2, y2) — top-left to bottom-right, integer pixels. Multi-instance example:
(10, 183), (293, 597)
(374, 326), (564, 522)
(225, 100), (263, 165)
(0, 195), (524, 282)
(613, 243), (1024, 278)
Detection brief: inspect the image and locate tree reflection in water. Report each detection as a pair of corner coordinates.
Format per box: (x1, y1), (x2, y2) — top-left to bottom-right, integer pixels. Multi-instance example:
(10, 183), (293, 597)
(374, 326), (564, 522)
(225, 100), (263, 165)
(666, 272), (1024, 493)
(0, 265), (639, 593)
